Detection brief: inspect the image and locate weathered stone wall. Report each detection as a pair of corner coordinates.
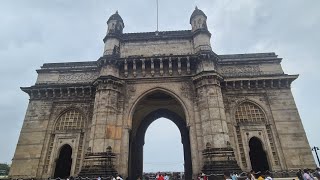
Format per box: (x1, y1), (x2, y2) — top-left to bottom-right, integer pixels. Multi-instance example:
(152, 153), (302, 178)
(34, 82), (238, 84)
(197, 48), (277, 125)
(218, 63), (284, 77)
(223, 91), (284, 171)
(10, 100), (52, 178)
(36, 71), (99, 84)
(120, 39), (194, 57)
(38, 101), (93, 178)
(223, 87), (315, 172)
(266, 89), (315, 169)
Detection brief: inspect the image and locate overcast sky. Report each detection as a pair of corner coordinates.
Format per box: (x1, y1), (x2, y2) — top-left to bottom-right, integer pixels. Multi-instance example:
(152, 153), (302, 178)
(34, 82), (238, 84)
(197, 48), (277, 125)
(0, 0), (319, 172)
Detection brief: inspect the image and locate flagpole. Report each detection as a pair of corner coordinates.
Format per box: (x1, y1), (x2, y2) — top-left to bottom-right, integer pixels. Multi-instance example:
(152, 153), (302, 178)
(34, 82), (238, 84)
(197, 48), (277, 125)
(157, 0), (159, 32)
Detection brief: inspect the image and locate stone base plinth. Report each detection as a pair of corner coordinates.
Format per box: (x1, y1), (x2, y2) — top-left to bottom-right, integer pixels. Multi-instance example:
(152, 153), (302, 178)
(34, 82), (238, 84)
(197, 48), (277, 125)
(202, 147), (241, 177)
(79, 149), (117, 178)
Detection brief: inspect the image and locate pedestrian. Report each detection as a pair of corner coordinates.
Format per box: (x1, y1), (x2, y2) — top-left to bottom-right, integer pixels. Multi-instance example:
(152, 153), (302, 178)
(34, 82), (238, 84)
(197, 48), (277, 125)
(249, 170), (256, 180)
(303, 169), (313, 180)
(297, 169), (304, 180)
(116, 175), (123, 180)
(246, 172), (252, 180)
(264, 172), (272, 180)
(157, 174), (164, 180)
(314, 168), (320, 180)
(164, 174), (169, 180)
(231, 172), (238, 180)
(224, 171), (232, 180)
(257, 173), (264, 180)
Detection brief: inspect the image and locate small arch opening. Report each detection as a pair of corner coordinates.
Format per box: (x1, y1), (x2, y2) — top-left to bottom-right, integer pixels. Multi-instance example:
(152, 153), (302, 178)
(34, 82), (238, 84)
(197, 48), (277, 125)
(54, 144), (72, 178)
(249, 137), (270, 173)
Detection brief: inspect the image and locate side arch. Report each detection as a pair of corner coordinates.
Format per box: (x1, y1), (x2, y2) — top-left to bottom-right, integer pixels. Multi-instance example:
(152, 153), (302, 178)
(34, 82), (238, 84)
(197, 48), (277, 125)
(248, 136), (270, 172)
(53, 144), (73, 178)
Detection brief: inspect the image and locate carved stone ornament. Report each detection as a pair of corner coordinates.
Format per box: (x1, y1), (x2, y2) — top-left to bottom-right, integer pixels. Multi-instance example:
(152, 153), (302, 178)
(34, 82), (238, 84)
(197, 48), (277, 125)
(58, 72), (99, 83)
(180, 82), (193, 99)
(219, 65), (261, 77)
(51, 102), (93, 126)
(126, 85), (136, 100)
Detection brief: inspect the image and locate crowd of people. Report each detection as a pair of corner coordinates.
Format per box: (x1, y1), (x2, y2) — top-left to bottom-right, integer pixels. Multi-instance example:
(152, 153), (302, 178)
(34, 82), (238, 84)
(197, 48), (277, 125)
(217, 167), (320, 180)
(37, 167), (320, 180)
(296, 168), (320, 180)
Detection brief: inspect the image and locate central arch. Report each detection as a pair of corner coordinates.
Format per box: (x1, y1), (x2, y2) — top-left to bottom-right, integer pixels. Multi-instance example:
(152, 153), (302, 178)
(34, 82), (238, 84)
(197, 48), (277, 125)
(128, 91), (192, 179)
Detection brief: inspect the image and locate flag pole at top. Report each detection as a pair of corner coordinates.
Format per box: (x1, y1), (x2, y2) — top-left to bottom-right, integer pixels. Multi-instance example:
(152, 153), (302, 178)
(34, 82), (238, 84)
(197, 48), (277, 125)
(157, 0), (159, 32)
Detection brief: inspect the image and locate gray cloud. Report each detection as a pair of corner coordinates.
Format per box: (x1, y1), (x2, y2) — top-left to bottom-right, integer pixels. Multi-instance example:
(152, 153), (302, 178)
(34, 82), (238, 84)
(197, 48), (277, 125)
(0, 0), (319, 170)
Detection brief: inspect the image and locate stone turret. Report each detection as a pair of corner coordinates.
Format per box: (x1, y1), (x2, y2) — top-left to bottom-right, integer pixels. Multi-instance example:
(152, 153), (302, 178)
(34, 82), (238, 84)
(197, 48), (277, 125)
(107, 11), (124, 34)
(103, 11), (124, 55)
(190, 6), (207, 32)
(190, 7), (212, 52)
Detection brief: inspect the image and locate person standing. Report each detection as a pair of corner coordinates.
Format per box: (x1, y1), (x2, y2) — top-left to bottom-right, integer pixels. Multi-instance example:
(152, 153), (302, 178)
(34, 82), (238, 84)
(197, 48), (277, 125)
(297, 169), (304, 180)
(116, 175), (123, 180)
(249, 170), (256, 180)
(224, 171), (232, 180)
(158, 174), (164, 180)
(314, 168), (320, 180)
(164, 174), (169, 180)
(264, 172), (272, 180)
(303, 169), (313, 180)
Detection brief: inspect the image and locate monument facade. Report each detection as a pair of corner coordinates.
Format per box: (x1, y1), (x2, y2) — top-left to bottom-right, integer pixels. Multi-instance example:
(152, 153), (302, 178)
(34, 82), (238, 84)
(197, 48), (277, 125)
(9, 7), (315, 179)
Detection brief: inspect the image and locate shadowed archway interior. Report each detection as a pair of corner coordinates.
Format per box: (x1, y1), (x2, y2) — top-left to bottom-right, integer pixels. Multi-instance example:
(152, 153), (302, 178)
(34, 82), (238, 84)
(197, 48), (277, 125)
(128, 91), (192, 180)
(54, 144), (72, 178)
(249, 137), (270, 173)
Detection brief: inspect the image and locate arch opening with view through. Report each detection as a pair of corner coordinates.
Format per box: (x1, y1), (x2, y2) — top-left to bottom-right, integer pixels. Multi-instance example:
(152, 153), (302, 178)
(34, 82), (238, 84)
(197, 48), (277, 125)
(128, 91), (192, 179)
(143, 118), (184, 173)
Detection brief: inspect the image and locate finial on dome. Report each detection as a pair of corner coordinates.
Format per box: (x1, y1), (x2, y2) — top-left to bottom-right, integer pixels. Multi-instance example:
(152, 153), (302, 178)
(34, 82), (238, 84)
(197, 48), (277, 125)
(195, 6), (198, 10)
(116, 10), (118, 14)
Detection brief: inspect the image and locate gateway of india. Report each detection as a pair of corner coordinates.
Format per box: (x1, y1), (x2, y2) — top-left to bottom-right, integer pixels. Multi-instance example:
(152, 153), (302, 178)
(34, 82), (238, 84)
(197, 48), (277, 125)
(10, 7), (315, 180)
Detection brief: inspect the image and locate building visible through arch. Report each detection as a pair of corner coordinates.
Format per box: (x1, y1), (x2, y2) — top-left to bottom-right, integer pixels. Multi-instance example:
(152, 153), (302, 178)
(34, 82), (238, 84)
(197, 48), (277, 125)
(9, 6), (315, 180)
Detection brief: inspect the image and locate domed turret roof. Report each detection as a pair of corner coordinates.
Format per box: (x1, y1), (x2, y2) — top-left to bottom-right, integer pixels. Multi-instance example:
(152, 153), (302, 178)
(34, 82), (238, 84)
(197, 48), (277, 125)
(107, 11), (124, 24)
(190, 6), (207, 23)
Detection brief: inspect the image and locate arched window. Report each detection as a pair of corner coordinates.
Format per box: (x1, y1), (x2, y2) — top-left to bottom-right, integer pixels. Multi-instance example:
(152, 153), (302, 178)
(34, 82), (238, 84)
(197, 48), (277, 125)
(235, 102), (265, 124)
(55, 109), (85, 131)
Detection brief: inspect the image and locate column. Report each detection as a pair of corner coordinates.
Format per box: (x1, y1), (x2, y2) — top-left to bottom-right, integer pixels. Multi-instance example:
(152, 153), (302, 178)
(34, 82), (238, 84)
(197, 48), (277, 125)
(193, 72), (240, 175)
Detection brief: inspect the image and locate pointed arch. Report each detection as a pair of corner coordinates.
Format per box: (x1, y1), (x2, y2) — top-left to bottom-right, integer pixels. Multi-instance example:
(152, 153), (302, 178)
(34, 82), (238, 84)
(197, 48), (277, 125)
(234, 101), (267, 124)
(249, 137), (270, 172)
(127, 87), (190, 129)
(54, 107), (86, 131)
(53, 144), (73, 178)
(128, 88), (193, 179)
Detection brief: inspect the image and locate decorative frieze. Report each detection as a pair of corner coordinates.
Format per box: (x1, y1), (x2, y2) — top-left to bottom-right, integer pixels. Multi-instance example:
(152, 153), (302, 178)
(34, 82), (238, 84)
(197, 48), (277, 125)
(21, 85), (95, 100)
(58, 72), (99, 83)
(180, 82), (193, 100)
(221, 75), (298, 90)
(118, 54), (198, 78)
(219, 65), (261, 77)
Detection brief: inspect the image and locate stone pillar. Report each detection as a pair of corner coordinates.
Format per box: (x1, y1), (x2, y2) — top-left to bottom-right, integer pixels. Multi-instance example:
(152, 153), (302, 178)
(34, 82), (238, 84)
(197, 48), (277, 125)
(79, 57), (124, 178)
(89, 77), (123, 152)
(193, 71), (241, 175)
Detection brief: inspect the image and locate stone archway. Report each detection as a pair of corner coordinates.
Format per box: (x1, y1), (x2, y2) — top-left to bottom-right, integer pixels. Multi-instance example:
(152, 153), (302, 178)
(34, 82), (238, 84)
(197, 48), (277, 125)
(54, 144), (72, 178)
(249, 137), (270, 173)
(128, 91), (192, 180)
